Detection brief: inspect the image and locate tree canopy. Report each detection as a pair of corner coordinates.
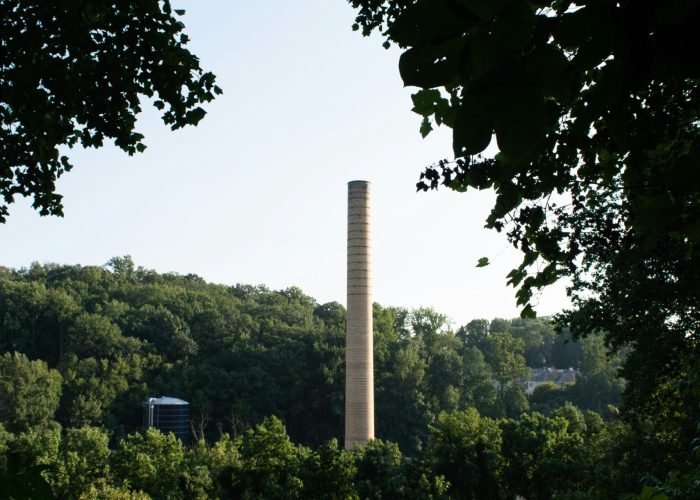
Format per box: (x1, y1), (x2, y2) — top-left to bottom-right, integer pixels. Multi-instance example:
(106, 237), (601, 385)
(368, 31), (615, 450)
(349, 0), (698, 314)
(0, 259), (685, 497)
(348, 0), (700, 469)
(0, 1), (221, 221)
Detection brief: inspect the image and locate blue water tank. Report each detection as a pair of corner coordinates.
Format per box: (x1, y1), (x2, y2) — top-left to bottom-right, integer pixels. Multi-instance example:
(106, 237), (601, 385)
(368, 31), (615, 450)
(143, 396), (190, 444)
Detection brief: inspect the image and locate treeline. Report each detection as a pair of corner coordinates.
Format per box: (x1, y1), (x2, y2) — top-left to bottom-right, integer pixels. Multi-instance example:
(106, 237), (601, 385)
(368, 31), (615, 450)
(0, 258), (689, 498)
(0, 407), (651, 499)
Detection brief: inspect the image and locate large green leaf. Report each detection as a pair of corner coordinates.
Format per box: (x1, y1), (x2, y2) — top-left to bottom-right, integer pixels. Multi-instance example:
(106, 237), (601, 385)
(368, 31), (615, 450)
(453, 94), (495, 156)
(411, 89), (456, 128)
(524, 44), (571, 100)
(389, 0), (475, 47)
(411, 89), (442, 117)
(459, 31), (513, 93)
(493, 82), (547, 159)
(456, 0), (508, 21)
(492, 0), (534, 50)
(399, 38), (465, 88)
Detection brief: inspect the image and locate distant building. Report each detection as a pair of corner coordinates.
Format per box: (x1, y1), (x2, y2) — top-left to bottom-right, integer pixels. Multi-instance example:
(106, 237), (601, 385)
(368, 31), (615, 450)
(522, 367), (577, 395)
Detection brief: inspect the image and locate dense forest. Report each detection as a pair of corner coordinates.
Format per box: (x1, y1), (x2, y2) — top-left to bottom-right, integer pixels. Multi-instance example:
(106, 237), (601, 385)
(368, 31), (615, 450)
(1, 258), (691, 498)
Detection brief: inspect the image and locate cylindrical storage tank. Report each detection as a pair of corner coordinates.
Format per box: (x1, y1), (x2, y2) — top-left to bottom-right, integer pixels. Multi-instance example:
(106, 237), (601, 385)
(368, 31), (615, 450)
(142, 396), (190, 445)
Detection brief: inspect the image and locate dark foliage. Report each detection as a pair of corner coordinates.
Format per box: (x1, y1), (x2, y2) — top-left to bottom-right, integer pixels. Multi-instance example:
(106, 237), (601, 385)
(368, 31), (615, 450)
(0, 1), (221, 221)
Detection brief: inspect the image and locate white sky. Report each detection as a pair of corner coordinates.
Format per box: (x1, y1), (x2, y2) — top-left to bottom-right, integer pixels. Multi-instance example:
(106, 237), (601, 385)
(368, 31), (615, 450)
(0, 1), (569, 327)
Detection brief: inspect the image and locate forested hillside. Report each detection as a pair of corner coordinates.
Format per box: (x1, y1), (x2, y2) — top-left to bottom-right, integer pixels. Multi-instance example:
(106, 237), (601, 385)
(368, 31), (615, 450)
(0, 259), (689, 498)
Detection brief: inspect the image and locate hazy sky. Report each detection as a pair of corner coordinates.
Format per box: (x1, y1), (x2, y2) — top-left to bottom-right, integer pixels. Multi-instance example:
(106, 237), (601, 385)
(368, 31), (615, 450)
(0, 1), (569, 327)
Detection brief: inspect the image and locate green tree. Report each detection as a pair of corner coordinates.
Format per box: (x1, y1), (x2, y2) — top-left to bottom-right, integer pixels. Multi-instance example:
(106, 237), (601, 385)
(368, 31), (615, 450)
(0, 280), (78, 363)
(178, 465), (214, 500)
(375, 340), (428, 453)
(459, 346), (499, 416)
(10, 421), (62, 473)
(111, 428), (187, 500)
(80, 481), (149, 500)
(1, 2), (222, 221)
(500, 410), (589, 499)
(54, 426), (110, 498)
(58, 354), (143, 428)
(457, 318), (489, 350)
(314, 302), (346, 335)
(529, 381), (569, 415)
(425, 335), (464, 413)
(403, 463), (450, 500)
(0, 352), (62, 432)
(231, 416), (307, 499)
(409, 307), (451, 357)
(124, 304), (197, 361)
(423, 408), (504, 499)
(373, 303), (399, 366)
(482, 333), (527, 388)
(0, 424), (12, 473)
(65, 312), (133, 360)
(353, 439), (406, 499)
(550, 328), (583, 370)
(185, 434), (240, 498)
(569, 335), (624, 416)
(482, 332), (529, 415)
(302, 438), (357, 500)
(509, 318), (557, 368)
(502, 384), (529, 418)
(489, 319), (511, 335)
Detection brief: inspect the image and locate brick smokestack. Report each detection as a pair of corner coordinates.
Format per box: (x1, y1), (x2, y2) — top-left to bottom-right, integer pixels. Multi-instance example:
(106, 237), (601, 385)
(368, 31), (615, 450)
(345, 180), (374, 449)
